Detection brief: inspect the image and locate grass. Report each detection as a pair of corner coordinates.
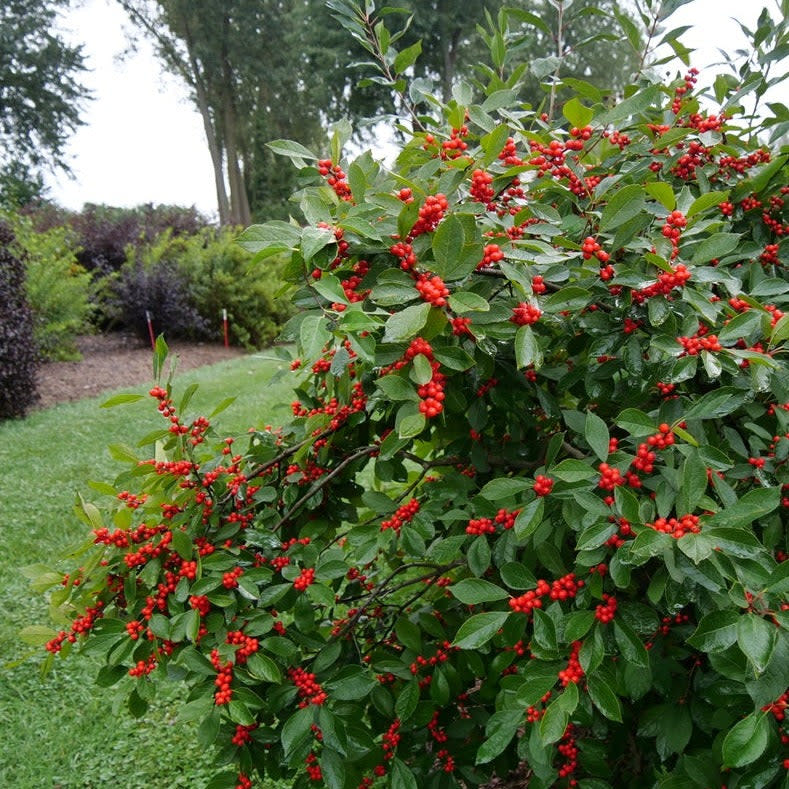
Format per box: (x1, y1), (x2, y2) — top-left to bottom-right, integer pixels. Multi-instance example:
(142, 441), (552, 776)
(0, 350), (295, 788)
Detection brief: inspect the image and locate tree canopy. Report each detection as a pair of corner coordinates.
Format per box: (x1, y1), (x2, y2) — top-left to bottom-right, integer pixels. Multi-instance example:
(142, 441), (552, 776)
(117, 0), (641, 224)
(0, 0), (89, 175)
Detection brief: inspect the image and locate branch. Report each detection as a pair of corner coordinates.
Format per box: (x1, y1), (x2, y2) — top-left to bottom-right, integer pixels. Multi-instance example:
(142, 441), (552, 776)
(271, 445), (378, 530)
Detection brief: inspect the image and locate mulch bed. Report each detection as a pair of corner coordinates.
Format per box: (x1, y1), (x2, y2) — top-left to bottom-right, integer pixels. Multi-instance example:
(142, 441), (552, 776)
(33, 333), (245, 410)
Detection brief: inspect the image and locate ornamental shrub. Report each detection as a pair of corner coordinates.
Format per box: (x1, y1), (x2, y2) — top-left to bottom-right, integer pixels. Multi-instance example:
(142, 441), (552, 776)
(30, 3), (789, 789)
(7, 213), (93, 361)
(0, 221), (38, 417)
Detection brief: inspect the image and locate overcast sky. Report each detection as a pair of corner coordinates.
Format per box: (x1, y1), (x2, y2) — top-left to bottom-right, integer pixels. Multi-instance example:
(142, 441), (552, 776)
(45, 0), (777, 219)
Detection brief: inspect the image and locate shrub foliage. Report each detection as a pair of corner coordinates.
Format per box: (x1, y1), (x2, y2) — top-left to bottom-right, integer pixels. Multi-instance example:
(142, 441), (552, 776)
(31, 3), (788, 789)
(0, 221), (38, 417)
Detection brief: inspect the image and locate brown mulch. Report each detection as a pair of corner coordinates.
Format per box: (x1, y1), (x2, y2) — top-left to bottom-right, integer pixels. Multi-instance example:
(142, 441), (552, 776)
(33, 333), (246, 410)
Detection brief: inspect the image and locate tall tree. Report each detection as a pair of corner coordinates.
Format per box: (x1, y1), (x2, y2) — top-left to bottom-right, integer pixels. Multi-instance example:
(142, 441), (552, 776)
(0, 1), (89, 180)
(117, 0), (328, 225)
(119, 0), (641, 224)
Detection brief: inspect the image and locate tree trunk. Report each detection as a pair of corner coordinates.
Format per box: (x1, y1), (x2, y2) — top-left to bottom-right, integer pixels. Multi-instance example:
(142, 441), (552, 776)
(220, 13), (251, 227)
(181, 13), (231, 224)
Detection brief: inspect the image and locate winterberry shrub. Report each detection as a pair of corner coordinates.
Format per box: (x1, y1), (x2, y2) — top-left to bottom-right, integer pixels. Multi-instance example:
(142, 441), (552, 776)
(29, 3), (789, 788)
(0, 220), (38, 417)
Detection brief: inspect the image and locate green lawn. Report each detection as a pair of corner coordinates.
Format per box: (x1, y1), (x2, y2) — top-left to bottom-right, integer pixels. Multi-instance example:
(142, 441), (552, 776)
(0, 351), (294, 788)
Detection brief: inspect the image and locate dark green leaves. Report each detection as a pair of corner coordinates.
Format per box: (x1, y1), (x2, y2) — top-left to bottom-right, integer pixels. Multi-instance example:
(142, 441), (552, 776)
(452, 612), (510, 649)
(722, 712), (771, 768)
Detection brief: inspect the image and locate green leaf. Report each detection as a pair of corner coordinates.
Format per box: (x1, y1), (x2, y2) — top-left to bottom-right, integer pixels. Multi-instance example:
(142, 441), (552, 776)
(707, 487), (780, 529)
(391, 757), (418, 789)
(587, 673), (623, 722)
(480, 477), (532, 499)
(514, 498), (544, 540)
(718, 309), (765, 346)
(600, 185), (647, 231)
(737, 613), (778, 675)
(614, 619), (649, 667)
(393, 40), (422, 74)
(687, 609), (740, 652)
(375, 375), (418, 402)
(684, 387), (746, 421)
(584, 410), (610, 462)
(562, 97), (594, 128)
(327, 666), (378, 700)
(448, 291), (489, 313)
(452, 611), (510, 649)
(722, 712), (771, 768)
(101, 393), (144, 408)
(432, 213), (464, 276)
(267, 138), (318, 163)
(675, 450), (707, 515)
(543, 286), (593, 313)
(552, 459), (595, 482)
(300, 314), (331, 359)
(687, 190), (729, 218)
(383, 303), (431, 343)
(644, 182), (675, 210)
(515, 324), (543, 369)
(576, 521), (618, 551)
(540, 683), (579, 744)
(595, 85), (660, 125)
(450, 578), (510, 604)
(691, 232), (741, 264)
(615, 408), (657, 437)
(395, 678), (420, 722)
(152, 334), (168, 381)
(476, 710), (521, 764)
(320, 749), (346, 789)
(516, 661), (563, 706)
(768, 561), (789, 596)
(282, 707), (314, 759)
(246, 652), (282, 684)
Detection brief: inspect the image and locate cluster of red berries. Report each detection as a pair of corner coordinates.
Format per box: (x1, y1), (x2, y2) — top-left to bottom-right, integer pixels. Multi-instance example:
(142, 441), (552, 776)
(235, 773), (252, 789)
(595, 594), (618, 623)
(510, 301), (542, 326)
(222, 566), (244, 589)
(451, 316), (473, 336)
(305, 752), (322, 781)
(288, 666), (327, 706)
(415, 273), (449, 306)
(647, 513), (700, 539)
(381, 498), (420, 534)
(341, 258), (371, 303)
(211, 649), (234, 704)
(293, 567), (316, 590)
(409, 641), (454, 674)
(479, 242), (505, 268)
(605, 517), (634, 549)
(677, 329), (722, 356)
(527, 138), (591, 197)
(317, 159), (352, 201)
(231, 723), (257, 747)
(558, 641), (584, 686)
(466, 517), (496, 535)
(557, 724), (579, 781)
(581, 236), (610, 263)
(389, 240), (417, 270)
(510, 574), (584, 613)
(597, 462), (625, 491)
(411, 193), (449, 237)
(494, 507), (520, 529)
(470, 168), (495, 206)
(533, 474), (554, 496)
(417, 362), (446, 418)
(632, 263), (691, 302)
(382, 719), (401, 760)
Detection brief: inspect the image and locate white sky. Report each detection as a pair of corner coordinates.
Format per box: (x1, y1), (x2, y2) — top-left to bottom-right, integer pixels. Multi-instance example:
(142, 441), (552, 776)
(44, 0), (778, 219)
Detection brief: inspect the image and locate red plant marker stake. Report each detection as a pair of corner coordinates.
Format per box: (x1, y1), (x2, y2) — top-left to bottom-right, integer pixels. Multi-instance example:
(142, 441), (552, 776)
(145, 310), (156, 350)
(223, 308), (229, 348)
